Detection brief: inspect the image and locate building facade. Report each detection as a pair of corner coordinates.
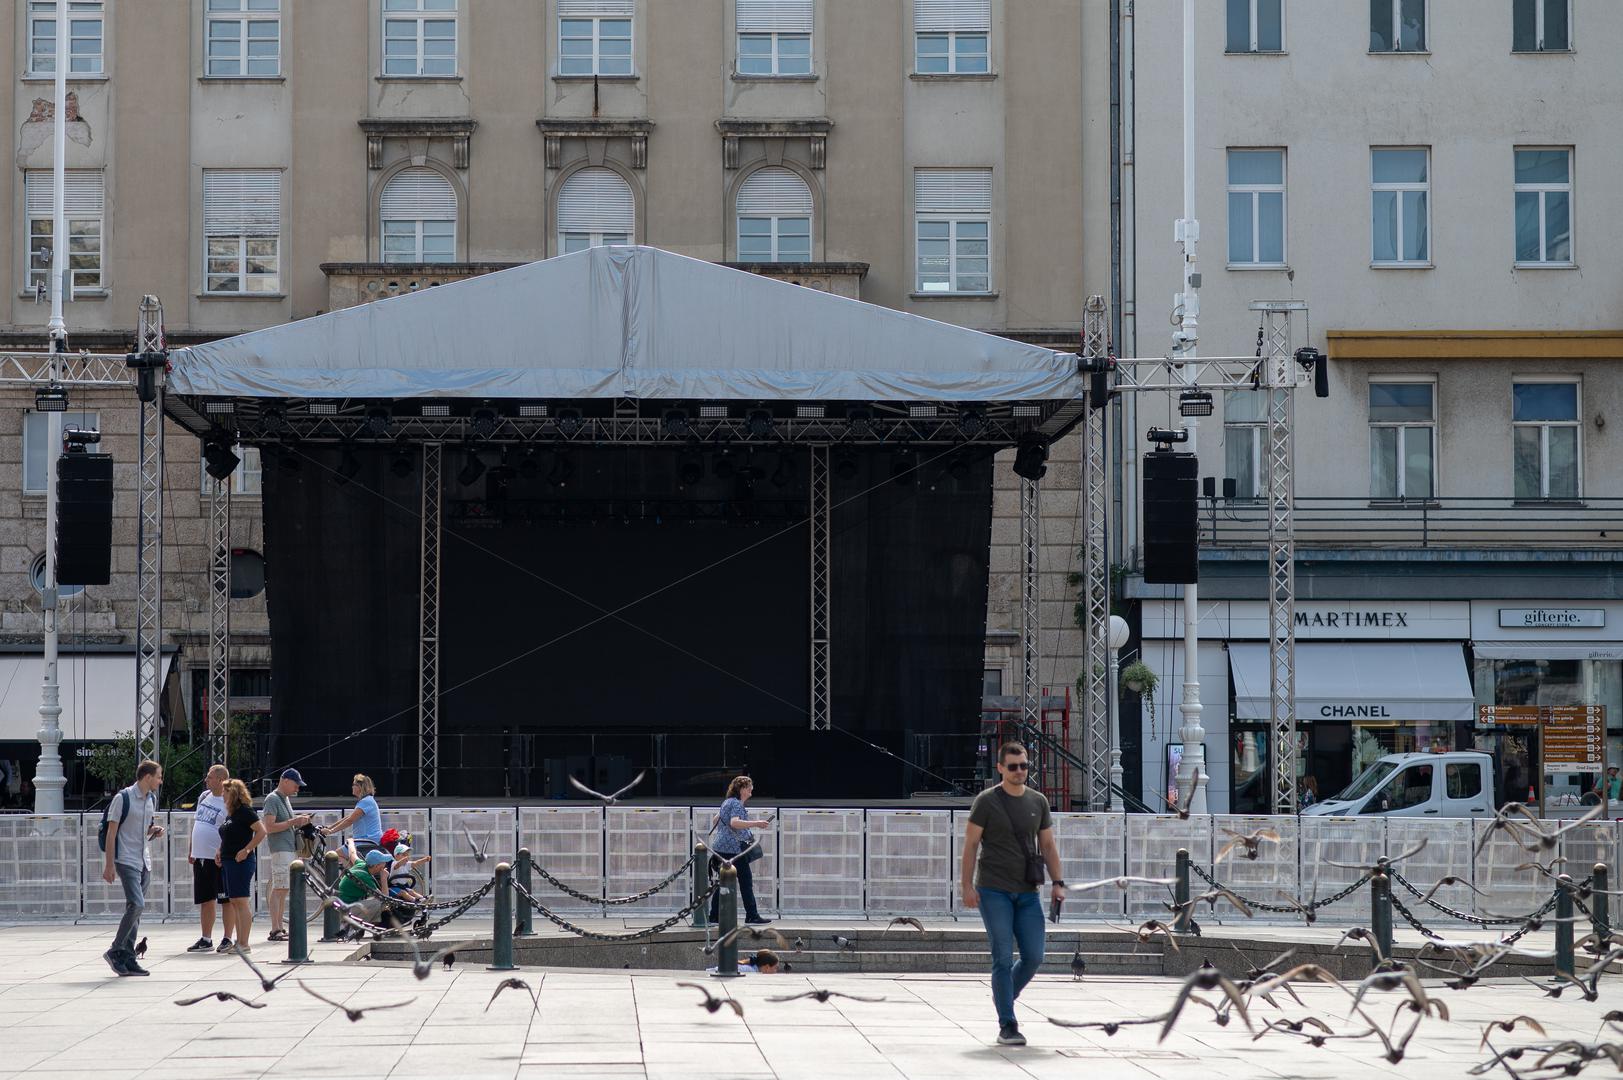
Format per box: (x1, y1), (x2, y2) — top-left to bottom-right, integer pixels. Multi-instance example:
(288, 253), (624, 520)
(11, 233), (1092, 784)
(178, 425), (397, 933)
(0, 0), (1107, 800)
(1122, 0), (1623, 812)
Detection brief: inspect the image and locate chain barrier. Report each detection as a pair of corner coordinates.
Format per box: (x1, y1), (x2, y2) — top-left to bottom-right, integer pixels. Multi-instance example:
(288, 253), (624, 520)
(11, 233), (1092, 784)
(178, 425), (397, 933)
(1388, 891), (1447, 941)
(512, 877), (719, 942)
(1388, 868), (1577, 928)
(1189, 862), (1373, 915)
(1386, 879), (1572, 948)
(305, 863), (498, 938)
(531, 851), (698, 908)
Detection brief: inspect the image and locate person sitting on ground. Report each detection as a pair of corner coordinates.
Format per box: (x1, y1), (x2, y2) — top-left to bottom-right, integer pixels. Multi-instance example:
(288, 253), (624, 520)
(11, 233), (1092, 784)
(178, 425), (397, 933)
(751, 949), (781, 974)
(387, 842), (432, 903)
(333, 847), (394, 934)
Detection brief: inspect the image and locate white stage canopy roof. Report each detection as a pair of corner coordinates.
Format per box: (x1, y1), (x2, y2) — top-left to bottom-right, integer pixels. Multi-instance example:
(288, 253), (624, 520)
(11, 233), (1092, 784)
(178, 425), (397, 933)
(170, 246), (1082, 403)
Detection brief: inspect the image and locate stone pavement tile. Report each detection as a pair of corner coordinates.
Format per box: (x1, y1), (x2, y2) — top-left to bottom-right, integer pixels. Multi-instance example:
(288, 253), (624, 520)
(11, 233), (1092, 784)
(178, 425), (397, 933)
(767, 1065), (908, 1080)
(167, 1037), (310, 1058)
(523, 1023), (644, 1043)
(633, 1021), (755, 1042)
(640, 1041), (771, 1068)
(411, 1024), (532, 1044)
(641, 1071), (774, 1080)
(521, 1044), (646, 1065)
(516, 1068), (646, 1079)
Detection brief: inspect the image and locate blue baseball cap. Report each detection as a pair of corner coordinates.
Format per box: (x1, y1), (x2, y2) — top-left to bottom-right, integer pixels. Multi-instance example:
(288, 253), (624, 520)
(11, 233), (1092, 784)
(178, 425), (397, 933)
(364, 849), (392, 866)
(280, 768), (307, 787)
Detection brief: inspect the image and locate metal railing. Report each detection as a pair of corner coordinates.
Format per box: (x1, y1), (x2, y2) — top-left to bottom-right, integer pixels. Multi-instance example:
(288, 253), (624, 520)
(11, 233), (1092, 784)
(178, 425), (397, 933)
(1200, 495), (1623, 549)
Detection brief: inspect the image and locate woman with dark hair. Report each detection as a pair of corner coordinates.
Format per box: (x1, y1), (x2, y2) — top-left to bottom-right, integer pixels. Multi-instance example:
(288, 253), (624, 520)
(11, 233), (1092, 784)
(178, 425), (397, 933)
(708, 775), (772, 925)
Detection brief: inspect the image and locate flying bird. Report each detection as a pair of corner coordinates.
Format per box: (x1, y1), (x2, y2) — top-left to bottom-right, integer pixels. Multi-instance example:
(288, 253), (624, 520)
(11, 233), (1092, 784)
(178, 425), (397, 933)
(1272, 887), (1321, 926)
(1480, 1016), (1548, 1049)
(885, 917), (925, 933)
(1353, 1004), (1423, 1065)
(461, 824), (493, 864)
(1244, 962), (1342, 1001)
(1068, 875), (1178, 894)
(297, 980), (416, 1021)
(768, 989), (887, 1003)
(704, 924), (788, 955)
(1252, 1016), (1335, 1042)
(1334, 927), (1389, 963)
(231, 944), (299, 991)
(569, 770), (647, 805)
(174, 991), (266, 1008)
(1166, 886), (1253, 920)
(1216, 828), (1281, 863)
(1417, 875), (1483, 902)
(1326, 838), (1427, 870)
(486, 977), (540, 1013)
(1159, 967), (1252, 1042)
(1349, 968), (1432, 1016)
(677, 982), (745, 1018)
(1049, 1012), (1165, 1036)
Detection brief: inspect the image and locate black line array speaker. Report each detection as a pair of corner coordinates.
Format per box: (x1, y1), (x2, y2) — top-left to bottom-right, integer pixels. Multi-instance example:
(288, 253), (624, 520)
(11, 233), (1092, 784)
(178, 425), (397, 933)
(1142, 450), (1198, 585)
(55, 452), (113, 586)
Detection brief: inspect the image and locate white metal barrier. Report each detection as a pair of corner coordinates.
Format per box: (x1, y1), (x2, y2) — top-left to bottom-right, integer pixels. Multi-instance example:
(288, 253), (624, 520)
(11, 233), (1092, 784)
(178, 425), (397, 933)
(867, 809), (951, 915)
(778, 808), (864, 915)
(0, 815), (81, 917)
(605, 806), (689, 916)
(1298, 815), (1384, 927)
(691, 806), (777, 917)
(1213, 814), (1301, 925)
(430, 807), (515, 915)
(1126, 814), (1212, 918)
(521, 806), (607, 913)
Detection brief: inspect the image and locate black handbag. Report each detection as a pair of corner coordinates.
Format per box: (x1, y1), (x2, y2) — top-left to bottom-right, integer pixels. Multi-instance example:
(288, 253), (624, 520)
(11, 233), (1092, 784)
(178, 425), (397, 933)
(994, 788), (1045, 887)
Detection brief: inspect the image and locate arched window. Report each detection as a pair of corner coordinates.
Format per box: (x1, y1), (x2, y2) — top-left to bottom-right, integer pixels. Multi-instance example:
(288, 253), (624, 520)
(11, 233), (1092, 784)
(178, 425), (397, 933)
(556, 167), (634, 253)
(736, 167), (812, 263)
(379, 166), (457, 263)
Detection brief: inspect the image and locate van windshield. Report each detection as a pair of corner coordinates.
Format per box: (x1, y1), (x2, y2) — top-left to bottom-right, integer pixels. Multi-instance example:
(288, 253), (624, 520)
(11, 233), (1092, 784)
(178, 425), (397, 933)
(1335, 763), (1394, 803)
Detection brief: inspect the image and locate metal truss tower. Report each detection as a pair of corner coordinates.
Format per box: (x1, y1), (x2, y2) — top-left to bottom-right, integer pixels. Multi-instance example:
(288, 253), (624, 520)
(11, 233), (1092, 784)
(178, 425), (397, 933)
(1079, 296), (1113, 810)
(1019, 476), (1041, 727)
(808, 445), (832, 732)
(418, 442), (442, 796)
(206, 475), (231, 765)
(132, 297), (166, 767)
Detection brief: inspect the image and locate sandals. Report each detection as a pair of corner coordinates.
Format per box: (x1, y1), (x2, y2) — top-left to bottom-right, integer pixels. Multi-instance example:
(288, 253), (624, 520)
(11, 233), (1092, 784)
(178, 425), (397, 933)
(267, 930), (289, 942)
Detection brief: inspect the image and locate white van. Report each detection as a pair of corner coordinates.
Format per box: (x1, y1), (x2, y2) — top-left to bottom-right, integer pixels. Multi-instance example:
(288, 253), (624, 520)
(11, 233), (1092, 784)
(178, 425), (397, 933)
(1301, 751), (1495, 818)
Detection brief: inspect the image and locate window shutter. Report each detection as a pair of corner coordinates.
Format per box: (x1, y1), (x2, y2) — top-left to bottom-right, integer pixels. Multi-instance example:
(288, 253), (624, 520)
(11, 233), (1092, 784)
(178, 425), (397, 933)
(737, 167), (813, 216)
(557, 0), (634, 15)
(914, 168), (992, 214)
(24, 170), (105, 216)
(557, 167), (635, 233)
(380, 167), (457, 220)
(913, 0), (990, 32)
(202, 170), (281, 236)
(737, 0), (812, 33)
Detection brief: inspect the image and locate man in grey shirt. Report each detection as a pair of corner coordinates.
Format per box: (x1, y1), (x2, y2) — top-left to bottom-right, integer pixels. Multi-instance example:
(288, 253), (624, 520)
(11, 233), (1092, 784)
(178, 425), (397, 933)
(261, 768), (312, 942)
(101, 760), (165, 976)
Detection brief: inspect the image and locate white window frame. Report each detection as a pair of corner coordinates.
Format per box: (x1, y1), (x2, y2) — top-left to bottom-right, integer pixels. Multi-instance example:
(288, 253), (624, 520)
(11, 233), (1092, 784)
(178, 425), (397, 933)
(1226, 0), (1284, 53)
(737, 216), (810, 263)
(560, 231), (630, 253)
(1226, 148), (1286, 267)
(1513, 146), (1573, 267)
(382, 219), (456, 263)
(379, 167), (458, 263)
(27, 1), (103, 76)
(1513, 0), (1571, 51)
(1370, 147), (1431, 267)
(25, 170), (104, 295)
(199, 444), (262, 496)
(1222, 391), (1265, 500)
(1512, 377), (1582, 500)
(736, 32), (812, 76)
(205, 0), (281, 77)
(914, 30), (989, 74)
(1370, 0), (1427, 52)
(914, 218), (991, 294)
(203, 169), (282, 295)
(1368, 377), (1437, 500)
(558, 16), (634, 76)
(23, 410), (98, 494)
(382, 0), (457, 78)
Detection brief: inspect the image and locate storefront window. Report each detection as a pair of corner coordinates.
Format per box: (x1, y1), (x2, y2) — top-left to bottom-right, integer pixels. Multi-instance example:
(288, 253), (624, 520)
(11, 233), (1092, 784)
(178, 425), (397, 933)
(1473, 656), (1622, 806)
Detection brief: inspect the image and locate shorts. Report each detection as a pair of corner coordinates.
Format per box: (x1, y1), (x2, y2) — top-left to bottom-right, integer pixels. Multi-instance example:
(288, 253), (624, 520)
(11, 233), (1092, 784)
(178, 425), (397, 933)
(222, 852), (257, 899)
(267, 850), (293, 890)
(192, 857), (226, 905)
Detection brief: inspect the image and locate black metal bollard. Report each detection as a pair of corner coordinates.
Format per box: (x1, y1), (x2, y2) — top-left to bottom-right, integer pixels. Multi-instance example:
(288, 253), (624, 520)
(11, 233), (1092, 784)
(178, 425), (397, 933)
(285, 859), (311, 964)
(713, 864), (740, 977)
(1370, 869), (1393, 969)
(491, 862), (516, 971)
(1592, 863), (1611, 952)
(691, 843), (710, 929)
(1555, 874), (1575, 978)
(1172, 849), (1192, 933)
(515, 849), (534, 937)
(320, 850), (344, 943)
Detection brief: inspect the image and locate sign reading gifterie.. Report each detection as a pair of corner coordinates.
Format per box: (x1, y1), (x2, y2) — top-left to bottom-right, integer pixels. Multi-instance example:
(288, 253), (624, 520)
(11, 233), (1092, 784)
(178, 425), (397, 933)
(1499, 608), (1606, 630)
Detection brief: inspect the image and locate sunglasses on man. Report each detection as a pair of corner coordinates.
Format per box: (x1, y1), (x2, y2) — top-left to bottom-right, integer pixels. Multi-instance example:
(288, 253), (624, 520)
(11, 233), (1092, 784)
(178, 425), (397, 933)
(1003, 761), (1028, 771)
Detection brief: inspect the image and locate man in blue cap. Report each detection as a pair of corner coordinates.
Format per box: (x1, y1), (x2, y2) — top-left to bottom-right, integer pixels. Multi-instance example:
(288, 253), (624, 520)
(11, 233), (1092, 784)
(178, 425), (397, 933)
(260, 768), (314, 942)
(334, 845), (395, 934)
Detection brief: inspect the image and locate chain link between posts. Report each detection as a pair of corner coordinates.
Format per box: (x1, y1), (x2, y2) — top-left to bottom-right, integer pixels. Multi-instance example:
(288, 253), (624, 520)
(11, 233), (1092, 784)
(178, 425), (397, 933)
(305, 863), (497, 938)
(1388, 868), (1577, 928)
(512, 877), (719, 942)
(531, 851), (699, 907)
(1189, 861), (1374, 914)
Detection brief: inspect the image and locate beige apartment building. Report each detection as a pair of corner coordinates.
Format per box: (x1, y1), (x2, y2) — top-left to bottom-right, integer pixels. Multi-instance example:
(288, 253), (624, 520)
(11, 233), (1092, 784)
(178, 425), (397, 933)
(0, 0), (1109, 797)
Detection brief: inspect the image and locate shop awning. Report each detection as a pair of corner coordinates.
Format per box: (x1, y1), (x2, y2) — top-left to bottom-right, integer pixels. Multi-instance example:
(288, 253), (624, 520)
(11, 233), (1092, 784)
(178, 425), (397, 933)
(1472, 641), (1623, 661)
(1229, 642), (1475, 723)
(0, 652), (176, 742)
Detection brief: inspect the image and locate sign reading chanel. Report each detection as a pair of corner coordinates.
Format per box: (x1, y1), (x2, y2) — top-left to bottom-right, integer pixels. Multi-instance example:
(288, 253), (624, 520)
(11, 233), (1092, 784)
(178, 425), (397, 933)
(1320, 704), (1393, 718)
(1499, 608), (1606, 630)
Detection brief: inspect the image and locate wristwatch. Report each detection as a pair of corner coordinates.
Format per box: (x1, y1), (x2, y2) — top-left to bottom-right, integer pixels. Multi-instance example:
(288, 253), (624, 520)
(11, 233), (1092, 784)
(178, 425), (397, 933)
(1051, 880), (1066, 887)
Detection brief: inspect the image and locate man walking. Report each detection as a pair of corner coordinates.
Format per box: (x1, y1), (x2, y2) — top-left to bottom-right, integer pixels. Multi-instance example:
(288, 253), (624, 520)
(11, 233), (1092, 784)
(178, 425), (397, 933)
(261, 768), (313, 942)
(186, 765), (229, 953)
(960, 742), (1065, 1046)
(101, 760), (165, 976)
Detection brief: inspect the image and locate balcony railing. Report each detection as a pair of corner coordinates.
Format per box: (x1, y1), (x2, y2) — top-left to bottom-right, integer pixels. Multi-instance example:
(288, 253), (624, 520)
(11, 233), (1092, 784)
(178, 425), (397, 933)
(1199, 496), (1623, 549)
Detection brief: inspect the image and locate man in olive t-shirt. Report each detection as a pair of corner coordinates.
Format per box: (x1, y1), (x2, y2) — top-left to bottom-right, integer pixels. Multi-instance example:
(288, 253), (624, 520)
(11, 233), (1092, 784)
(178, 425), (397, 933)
(961, 742), (1066, 1047)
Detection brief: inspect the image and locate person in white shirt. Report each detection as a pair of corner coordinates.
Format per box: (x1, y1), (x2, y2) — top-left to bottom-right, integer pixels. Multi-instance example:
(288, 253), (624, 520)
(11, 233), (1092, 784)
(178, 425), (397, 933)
(186, 765), (230, 953)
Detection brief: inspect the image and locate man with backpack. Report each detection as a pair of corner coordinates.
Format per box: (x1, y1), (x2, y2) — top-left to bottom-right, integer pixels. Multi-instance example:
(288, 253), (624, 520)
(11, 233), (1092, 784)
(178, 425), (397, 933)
(100, 760), (166, 976)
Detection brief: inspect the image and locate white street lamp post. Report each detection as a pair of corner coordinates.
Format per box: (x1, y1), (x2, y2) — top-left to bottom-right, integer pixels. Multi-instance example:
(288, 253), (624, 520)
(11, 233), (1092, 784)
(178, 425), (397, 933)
(1107, 614), (1130, 811)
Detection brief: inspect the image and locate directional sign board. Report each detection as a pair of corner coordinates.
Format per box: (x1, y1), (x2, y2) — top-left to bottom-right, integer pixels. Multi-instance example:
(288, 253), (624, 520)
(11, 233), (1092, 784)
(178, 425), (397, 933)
(1544, 705), (1605, 773)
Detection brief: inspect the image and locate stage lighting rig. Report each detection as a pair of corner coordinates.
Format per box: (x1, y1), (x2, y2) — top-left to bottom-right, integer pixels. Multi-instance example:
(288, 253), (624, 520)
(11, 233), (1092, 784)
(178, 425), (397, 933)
(663, 409), (693, 438)
(1295, 346), (1331, 398)
(470, 407), (498, 440)
(956, 407), (986, 439)
(202, 438), (241, 482)
(846, 406), (875, 437)
(556, 408), (585, 437)
(1178, 389), (1215, 417)
(364, 406), (393, 437)
(34, 384), (69, 412)
(746, 409), (775, 439)
(1011, 432), (1049, 481)
(457, 452), (487, 487)
(1146, 427), (1191, 451)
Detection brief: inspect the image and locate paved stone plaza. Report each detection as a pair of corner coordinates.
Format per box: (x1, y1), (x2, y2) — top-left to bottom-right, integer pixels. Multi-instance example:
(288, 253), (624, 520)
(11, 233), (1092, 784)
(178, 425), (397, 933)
(0, 921), (1615, 1079)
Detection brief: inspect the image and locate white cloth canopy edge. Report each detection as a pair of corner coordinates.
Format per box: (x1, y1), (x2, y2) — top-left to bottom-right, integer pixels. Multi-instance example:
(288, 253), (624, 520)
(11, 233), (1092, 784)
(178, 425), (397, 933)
(1229, 641), (1475, 724)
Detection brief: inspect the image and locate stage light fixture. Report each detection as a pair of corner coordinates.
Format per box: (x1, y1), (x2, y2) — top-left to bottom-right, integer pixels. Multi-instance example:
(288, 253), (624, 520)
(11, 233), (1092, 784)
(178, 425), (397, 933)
(470, 408), (498, 440)
(746, 409), (774, 439)
(261, 406), (287, 434)
(700, 405), (729, 419)
(678, 450), (705, 486)
(796, 405), (825, 419)
(1178, 389), (1215, 418)
(1012, 433), (1050, 481)
(34, 385), (69, 412)
(663, 409), (692, 438)
(308, 401), (339, 416)
(556, 408), (584, 437)
(518, 447), (540, 478)
(390, 443), (414, 478)
(956, 408), (986, 438)
(834, 452), (859, 481)
(519, 404), (549, 418)
(847, 406), (874, 436)
(908, 404), (938, 419)
(204, 400), (236, 416)
(1012, 404), (1042, 417)
(457, 452), (487, 487)
(335, 446), (362, 486)
(202, 438), (241, 482)
(364, 406), (393, 437)
(421, 403), (451, 417)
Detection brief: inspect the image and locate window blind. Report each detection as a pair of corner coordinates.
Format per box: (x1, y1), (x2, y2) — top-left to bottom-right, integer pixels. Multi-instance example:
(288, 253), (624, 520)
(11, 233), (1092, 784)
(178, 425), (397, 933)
(913, 0), (990, 32)
(24, 170), (105, 216)
(737, 167), (814, 216)
(380, 167), (457, 219)
(914, 168), (992, 213)
(557, 0), (634, 15)
(557, 167), (635, 232)
(202, 169), (281, 235)
(737, 0), (812, 33)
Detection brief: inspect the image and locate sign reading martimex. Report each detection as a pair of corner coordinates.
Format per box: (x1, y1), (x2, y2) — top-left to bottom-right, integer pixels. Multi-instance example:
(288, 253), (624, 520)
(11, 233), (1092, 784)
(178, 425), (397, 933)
(1295, 610), (1413, 629)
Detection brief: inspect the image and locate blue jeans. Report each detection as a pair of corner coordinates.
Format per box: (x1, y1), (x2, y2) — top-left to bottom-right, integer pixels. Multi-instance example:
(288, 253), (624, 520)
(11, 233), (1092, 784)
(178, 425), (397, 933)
(111, 863), (149, 962)
(976, 887), (1045, 1025)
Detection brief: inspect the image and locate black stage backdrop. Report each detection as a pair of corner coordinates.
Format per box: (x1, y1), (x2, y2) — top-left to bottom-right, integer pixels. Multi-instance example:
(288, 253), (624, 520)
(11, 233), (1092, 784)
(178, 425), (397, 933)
(264, 443), (992, 798)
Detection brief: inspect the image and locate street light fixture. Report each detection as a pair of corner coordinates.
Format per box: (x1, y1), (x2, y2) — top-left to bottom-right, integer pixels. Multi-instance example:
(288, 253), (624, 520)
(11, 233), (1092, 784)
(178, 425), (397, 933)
(1107, 614), (1131, 811)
